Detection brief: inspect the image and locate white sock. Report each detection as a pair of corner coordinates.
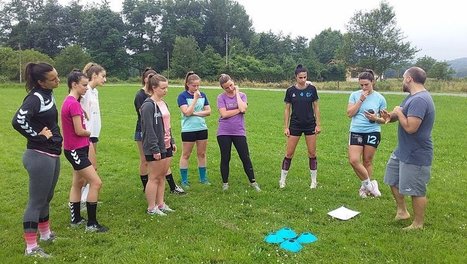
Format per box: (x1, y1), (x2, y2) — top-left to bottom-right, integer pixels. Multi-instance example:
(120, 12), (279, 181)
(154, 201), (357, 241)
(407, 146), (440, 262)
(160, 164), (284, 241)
(81, 183), (90, 202)
(280, 170), (288, 182)
(310, 170), (317, 183)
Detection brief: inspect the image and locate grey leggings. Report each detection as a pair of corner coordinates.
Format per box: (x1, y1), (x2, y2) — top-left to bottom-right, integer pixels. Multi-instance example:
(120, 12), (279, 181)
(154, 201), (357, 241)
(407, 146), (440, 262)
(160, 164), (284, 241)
(22, 149), (60, 231)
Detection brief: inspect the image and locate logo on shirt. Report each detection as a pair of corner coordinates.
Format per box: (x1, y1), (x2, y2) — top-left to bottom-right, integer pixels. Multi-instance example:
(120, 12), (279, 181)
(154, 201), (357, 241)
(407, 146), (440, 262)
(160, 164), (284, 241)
(292, 93), (296, 97)
(306, 92), (312, 98)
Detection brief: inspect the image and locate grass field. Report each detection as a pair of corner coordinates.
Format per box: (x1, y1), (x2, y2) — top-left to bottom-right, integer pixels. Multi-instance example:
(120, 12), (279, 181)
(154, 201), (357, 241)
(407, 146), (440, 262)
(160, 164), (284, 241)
(0, 83), (466, 263)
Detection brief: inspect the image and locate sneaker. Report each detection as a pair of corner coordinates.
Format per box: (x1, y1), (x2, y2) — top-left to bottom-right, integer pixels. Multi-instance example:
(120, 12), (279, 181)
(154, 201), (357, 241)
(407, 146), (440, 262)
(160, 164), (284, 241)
(181, 181), (190, 189)
(359, 186), (369, 198)
(200, 180), (211, 185)
(147, 207), (167, 216)
(70, 218), (87, 228)
(222, 183), (229, 191)
(171, 185), (186, 195)
(159, 203), (175, 213)
(366, 180), (382, 197)
(310, 181), (318, 189)
(39, 231), (56, 243)
(25, 246), (51, 258)
(85, 223), (109, 233)
(250, 182), (261, 192)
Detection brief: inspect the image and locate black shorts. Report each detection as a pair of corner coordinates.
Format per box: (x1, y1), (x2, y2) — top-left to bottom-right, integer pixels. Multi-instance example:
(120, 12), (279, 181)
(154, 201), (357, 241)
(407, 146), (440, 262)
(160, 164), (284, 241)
(289, 125), (316, 136)
(349, 132), (381, 148)
(64, 146), (93, 170)
(181, 130), (208, 142)
(90, 137), (99, 143)
(145, 146), (173, 161)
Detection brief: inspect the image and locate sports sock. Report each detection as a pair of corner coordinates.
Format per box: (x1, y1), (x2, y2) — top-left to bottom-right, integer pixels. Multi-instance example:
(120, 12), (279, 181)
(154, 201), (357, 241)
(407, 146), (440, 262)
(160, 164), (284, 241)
(180, 168), (188, 184)
(199, 167), (207, 182)
(69, 202), (82, 223)
(310, 170), (317, 183)
(281, 157), (292, 170)
(165, 173), (176, 191)
(38, 218), (51, 240)
(24, 231), (37, 252)
(86, 202), (98, 226)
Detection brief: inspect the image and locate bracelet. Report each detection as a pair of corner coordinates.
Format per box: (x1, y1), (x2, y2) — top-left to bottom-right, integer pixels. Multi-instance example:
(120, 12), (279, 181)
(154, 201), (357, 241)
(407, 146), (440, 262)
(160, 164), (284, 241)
(360, 99), (364, 102)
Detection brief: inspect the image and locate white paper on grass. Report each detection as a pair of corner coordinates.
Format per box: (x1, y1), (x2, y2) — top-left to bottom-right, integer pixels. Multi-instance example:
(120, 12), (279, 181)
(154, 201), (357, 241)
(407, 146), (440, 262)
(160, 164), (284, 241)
(327, 206), (360, 220)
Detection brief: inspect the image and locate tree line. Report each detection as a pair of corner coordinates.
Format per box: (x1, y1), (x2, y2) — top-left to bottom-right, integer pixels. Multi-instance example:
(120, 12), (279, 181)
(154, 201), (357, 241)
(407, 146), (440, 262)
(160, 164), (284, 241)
(0, 0), (455, 82)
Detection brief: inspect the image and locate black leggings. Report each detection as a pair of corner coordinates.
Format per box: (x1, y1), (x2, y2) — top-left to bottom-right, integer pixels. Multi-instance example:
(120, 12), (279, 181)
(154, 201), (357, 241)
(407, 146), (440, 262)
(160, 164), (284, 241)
(217, 135), (255, 183)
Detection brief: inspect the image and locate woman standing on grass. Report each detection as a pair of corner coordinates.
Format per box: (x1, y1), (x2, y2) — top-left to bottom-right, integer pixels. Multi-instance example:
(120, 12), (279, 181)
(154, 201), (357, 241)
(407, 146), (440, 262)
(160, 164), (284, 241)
(134, 68), (185, 194)
(177, 71), (211, 187)
(62, 70), (108, 232)
(141, 73), (176, 215)
(279, 64), (321, 189)
(79, 62), (106, 204)
(347, 69), (386, 198)
(12, 62), (61, 258)
(217, 74), (260, 191)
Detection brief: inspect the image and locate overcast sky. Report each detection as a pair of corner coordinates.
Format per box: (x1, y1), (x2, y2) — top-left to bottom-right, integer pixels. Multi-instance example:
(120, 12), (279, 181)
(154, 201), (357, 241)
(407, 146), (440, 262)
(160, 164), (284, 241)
(59, 0), (467, 61)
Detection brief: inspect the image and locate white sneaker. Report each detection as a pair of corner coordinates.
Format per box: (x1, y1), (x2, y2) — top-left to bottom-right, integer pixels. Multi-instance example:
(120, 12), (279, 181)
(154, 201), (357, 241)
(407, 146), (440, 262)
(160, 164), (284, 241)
(366, 180), (381, 197)
(222, 183), (229, 191)
(159, 204), (175, 213)
(310, 181), (318, 189)
(250, 182), (261, 192)
(147, 207), (167, 216)
(359, 186), (369, 198)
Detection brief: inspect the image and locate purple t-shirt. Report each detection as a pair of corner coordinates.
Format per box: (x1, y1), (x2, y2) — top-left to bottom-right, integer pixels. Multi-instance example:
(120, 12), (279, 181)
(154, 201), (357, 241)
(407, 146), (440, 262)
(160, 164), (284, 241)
(61, 96), (89, 150)
(217, 92), (247, 136)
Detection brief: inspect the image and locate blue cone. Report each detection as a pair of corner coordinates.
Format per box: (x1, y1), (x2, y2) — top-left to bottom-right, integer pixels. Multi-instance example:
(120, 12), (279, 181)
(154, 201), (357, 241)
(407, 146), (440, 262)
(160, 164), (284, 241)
(296, 232), (318, 244)
(280, 238), (303, 253)
(276, 227), (297, 239)
(264, 232), (285, 244)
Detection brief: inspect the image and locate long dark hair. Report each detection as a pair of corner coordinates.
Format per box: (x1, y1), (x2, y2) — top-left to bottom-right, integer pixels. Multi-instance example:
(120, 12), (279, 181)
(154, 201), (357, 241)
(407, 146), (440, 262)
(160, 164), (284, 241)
(294, 64), (308, 76)
(24, 62), (54, 92)
(141, 67), (157, 85)
(67, 69), (87, 92)
(358, 69), (375, 82)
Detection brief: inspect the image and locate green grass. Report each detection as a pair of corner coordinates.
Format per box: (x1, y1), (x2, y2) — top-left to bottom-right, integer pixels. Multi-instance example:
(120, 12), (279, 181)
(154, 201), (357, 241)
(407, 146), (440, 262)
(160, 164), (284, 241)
(0, 83), (466, 263)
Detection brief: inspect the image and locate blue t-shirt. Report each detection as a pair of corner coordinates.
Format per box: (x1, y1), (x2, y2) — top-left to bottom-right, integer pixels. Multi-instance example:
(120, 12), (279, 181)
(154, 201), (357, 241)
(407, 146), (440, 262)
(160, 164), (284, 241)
(394, 91), (435, 166)
(349, 90), (387, 133)
(177, 90), (209, 132)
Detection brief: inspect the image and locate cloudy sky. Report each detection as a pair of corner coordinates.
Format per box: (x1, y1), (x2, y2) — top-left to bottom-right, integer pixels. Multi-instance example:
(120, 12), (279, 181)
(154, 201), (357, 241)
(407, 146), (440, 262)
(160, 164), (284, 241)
(59, 0), (467, 61)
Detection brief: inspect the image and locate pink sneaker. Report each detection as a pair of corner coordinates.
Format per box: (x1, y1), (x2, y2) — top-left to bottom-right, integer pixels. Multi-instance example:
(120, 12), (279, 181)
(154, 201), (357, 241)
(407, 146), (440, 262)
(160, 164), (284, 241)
(366, 180), (382, 197)
(359, 186), (369, 198)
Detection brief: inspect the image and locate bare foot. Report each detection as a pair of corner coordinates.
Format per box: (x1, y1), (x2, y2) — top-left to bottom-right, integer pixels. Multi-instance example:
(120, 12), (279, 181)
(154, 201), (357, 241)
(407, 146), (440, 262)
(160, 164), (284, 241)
(403, 224), (423, 230)
(394, 211), (411, 221)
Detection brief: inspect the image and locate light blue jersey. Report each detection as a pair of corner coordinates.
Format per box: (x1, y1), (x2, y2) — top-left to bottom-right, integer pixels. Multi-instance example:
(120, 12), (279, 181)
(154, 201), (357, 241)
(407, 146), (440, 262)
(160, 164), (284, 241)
(349, 90), (387, 133)
(177, 91), (209, 132)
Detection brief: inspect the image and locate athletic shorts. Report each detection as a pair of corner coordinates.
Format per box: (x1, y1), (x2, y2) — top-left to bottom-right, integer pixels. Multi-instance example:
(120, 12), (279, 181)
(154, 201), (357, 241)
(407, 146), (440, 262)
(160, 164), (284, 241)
(134, 131), (143, 141)
(181, 130), (208, 142)
(64, 146), (92, 171)
(384, 153), (431, 196)
(90, 137), (99, 143)
(289, 125), (316, 136)
(349, 132), (381, 148)
(145, 146), (173, 161)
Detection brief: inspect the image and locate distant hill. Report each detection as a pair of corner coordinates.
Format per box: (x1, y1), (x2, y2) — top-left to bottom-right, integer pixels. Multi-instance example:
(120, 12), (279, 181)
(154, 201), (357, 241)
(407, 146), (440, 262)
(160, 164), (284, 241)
(448, 57), (467, 78)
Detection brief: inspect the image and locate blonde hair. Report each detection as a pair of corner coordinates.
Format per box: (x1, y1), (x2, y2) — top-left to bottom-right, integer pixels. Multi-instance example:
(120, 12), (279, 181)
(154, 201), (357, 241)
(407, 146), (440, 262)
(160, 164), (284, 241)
(82, 62), (105, 80)
(184, 71), (201, 90)
(144, 73), (168, 95)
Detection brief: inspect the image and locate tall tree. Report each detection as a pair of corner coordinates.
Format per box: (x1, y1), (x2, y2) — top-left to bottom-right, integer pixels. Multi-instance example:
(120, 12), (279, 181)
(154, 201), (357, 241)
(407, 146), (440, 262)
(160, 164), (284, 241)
(202, 0), (254, 55)
(81, 5), (130, 79)
(171, 36), (202, 77)
(339, 1), (418, 78)
(122, 0), (164, 71)
(310, 28), (343, 64)
(54, 45), (92, 76)
(415, 56), (437, 73)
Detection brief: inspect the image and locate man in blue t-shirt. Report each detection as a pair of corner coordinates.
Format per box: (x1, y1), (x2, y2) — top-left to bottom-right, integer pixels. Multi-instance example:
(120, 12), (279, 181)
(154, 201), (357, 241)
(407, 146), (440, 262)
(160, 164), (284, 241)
(382, 67), (435, 230)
